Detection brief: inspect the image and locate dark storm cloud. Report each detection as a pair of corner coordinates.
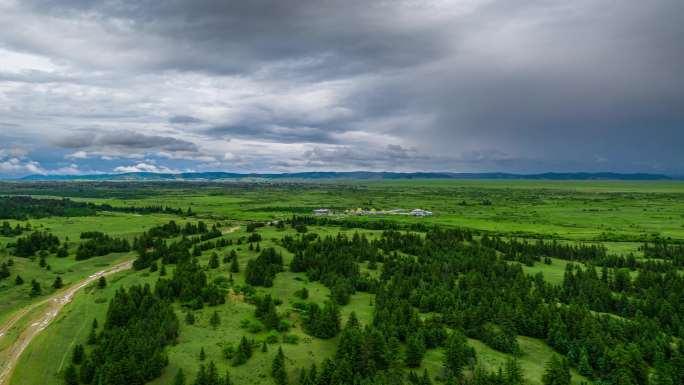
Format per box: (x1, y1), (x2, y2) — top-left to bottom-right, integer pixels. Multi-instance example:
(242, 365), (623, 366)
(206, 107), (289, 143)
(55, 131), (198, 152)
(1, 0), (683, 175)
(19, 0), (449, 78)
(169, 115), (203, 125)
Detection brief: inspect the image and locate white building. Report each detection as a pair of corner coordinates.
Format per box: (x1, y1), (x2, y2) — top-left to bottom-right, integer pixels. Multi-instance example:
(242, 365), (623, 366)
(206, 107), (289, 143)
(410, 208), (433, 217)
(313, 208), (332, 216)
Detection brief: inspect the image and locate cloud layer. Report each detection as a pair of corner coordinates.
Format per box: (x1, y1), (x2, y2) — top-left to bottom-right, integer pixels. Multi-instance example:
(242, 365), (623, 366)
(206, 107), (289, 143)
(0, 0), (682, 176)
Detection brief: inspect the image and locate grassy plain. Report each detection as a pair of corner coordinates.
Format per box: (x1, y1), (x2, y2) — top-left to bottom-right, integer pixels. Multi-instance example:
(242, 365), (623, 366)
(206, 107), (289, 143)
(3, 179), (684, 385)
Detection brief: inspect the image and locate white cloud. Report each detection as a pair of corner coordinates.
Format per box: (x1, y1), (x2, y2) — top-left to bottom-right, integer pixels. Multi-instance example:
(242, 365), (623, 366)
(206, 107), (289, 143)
(113, 162), (179, 173)
(0, 157), (46, 175)
(65, 150), (89, 159)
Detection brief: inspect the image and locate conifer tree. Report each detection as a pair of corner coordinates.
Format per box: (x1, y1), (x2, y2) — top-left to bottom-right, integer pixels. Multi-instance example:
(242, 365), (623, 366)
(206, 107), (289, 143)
(443, 331), (473, 380)
(53, 276), (63, 289)
(230, 254), (239, 273)
(72, 344), (84, 364)
(210, 310), (221, 328)
(505, 358), (525, 385)
(30, 279), (41, 297)
(174, 368), (186, 385)
(199, 347), (206, 361)
(15, 274), (23, 285)
(271, 347), (288, 385)
(186, 312), (196, 325)
(64, 364), (79, 385)
(578, 348), (592, 377)
(209, 253), (219, 269)
(542, 355), (571, 385)
(79, 359), (95, 384)
(97, 276), (106, 288)
(405, 333), (426, 368)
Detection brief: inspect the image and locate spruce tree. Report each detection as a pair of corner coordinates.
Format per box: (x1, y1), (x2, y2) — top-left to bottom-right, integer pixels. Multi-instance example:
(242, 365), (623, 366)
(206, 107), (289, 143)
(64, 364), (79, 385)
(210, 310), (221, 328)
(199, 347), (206, 361)
(79, 359), (95, 384)
(230, 254), (240, 273)
(443, 331), (473, 380)
(174, 368), (186, 385)
(97, 276), (106, 288)
(209, 253), (219, 269)
(186, 312), (196, 325)
(505, 358), (525, 385)
(30, 279), (41, 297)
(72, 344), (84, 364)
(542, 355), (571, 385)
(53, 276), (63, 289)
(15, 274), (23, 285)
(578, 348), (592, 377)
(405, 333), (426, 368)
(271, 347), (288, 385)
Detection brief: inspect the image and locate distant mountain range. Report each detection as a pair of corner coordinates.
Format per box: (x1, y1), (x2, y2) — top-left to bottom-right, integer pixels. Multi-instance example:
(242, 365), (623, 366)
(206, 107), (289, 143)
(14, 171), (677, 181)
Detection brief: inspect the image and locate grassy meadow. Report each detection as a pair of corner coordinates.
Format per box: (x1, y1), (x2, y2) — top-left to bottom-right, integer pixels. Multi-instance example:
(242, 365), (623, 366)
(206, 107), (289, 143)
(2, 179), (684, 385)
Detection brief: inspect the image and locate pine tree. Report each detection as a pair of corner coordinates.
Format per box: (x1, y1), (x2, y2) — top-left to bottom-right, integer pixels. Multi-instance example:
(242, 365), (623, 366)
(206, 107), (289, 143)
(53, 276), (63, 289)
(87, 327), (97, 345)
(186, 312), (196, 325)
(174, 368), (186, 385)
(97, 276), (107, 288)
(271, 347), (288, 385)
(30, 279), (41, 297)
(72, 344), (84, 364)
(57, 243), (69, 258)
(64, 364), (79, 385)
(262, 341), (268, 352)
(232, 336), (253, 366)
(79, 359), (95, 384)
(578, 347), (592, 377)
(15, 274), (23, 285)
(230, 254), (240, 273)
(443, 331), (473, 380)
(199, 347), (206, 361)
(405, 333), (426, 368)
(542, 355), (571, 385)
(209, 253), (219, 269)
(421, 369), (432, 385)
(210, 311), (221, 328)
(505, 357), (525, 385)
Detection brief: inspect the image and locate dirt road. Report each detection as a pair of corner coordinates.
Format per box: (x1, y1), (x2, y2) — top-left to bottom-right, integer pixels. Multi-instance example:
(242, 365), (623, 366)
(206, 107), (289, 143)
(0, 259), (133, 385)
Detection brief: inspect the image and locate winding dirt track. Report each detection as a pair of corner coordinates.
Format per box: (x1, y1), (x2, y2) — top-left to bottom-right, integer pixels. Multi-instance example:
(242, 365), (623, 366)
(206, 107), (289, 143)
(0, 260), (133, 385)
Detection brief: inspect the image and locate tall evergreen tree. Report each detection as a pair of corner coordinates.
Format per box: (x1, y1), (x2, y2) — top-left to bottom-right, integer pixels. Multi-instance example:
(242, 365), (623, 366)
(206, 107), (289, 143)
(210, 310), (221, 328)
(542, 356), (571, 385)
(174, 368), (186, 385)
(64, 364), (79, 385)
(405, 333), (426, 368)
(272, 347), (288, 385)
(443, 331), (473, 380)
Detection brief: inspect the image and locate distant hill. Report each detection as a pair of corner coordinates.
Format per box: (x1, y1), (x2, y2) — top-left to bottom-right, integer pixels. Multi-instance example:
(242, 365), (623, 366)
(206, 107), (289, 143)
(16, 171), (675, 181)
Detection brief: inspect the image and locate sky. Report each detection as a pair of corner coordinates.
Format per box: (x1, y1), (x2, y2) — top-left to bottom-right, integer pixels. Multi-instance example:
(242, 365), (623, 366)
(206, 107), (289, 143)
(0, 0), (682, 177)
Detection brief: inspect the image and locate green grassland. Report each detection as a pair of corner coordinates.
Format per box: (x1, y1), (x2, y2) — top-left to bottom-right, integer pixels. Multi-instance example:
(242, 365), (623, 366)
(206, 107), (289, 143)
(4, 179), (684, 385)
(47, 179), (684, 242)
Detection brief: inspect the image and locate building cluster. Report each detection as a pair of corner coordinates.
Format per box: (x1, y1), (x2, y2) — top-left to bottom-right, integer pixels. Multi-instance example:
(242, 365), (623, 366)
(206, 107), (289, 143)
(312, 208), (433, 217)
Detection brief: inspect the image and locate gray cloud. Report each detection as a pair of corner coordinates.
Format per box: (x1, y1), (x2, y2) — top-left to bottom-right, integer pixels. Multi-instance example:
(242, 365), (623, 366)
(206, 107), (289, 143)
(169, 115), (203, 125)
(0, 0), (682, 175)
(55, 130), (198, 154)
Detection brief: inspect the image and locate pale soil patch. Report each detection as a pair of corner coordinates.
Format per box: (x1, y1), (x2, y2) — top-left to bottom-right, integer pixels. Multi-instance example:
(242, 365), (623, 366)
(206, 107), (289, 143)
(0, 260), (133, 385)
